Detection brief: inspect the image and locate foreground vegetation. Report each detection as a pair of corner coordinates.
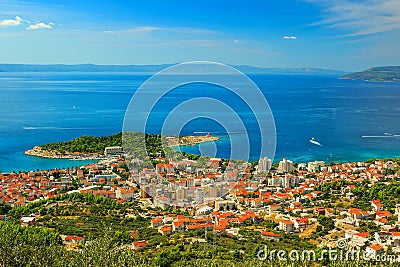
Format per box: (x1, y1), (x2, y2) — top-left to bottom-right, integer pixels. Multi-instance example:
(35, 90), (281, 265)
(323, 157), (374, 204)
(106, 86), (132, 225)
(0, 219), (394, 267)
(3, 192), (399, 266)
(1, 219), (397, 267)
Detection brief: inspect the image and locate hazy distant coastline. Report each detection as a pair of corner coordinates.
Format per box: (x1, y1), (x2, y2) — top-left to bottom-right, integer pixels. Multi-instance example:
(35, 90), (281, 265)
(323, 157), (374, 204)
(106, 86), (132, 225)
(341, 66), (400, 82)
(0, 63), (346, 75)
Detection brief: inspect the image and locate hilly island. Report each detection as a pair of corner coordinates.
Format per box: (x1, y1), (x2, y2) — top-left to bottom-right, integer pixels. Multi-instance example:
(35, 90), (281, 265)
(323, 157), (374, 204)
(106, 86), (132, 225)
(341, 66), (400, 82)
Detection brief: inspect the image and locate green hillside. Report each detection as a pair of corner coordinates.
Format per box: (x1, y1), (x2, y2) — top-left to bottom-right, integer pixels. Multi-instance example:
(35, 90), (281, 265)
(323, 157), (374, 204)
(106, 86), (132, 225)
(341, 66), (400, 82)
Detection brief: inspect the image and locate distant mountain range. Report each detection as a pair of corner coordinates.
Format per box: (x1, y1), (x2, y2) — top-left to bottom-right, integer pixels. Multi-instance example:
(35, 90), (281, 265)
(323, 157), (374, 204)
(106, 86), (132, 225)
(0, 63), (346, 74)
(0, 64), (173, 73)
(341, 66), (400, 82)
(234, 65), (346, 74)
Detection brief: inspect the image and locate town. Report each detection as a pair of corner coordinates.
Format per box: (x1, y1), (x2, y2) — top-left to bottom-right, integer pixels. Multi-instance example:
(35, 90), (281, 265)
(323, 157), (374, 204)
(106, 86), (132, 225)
(2, 145), (400, 262)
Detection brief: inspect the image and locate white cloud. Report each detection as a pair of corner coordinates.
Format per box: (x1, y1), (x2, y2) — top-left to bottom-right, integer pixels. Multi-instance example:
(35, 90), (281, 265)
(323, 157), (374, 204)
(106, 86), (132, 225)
(26, 22), (54, 30)
(0, 15), (22, 26)
(307, 0), (400, 36)
(104, 26), (159, 34)
(131, 26), (159, 32)
(103, 26), (219, 36)
(0, 15), (54, 30)
(283, 35), (297, 40)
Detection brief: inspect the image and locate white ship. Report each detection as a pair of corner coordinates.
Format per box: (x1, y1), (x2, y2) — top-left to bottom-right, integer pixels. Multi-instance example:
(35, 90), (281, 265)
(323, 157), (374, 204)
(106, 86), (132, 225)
(310, 137), (322, 146)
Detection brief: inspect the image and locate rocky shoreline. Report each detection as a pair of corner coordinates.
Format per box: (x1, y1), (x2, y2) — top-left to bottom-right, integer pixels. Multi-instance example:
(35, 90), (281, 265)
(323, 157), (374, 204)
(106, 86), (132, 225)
(24, 146), (102, 160)
(179, 134), (220, 146)
(166, 134), (220, 147)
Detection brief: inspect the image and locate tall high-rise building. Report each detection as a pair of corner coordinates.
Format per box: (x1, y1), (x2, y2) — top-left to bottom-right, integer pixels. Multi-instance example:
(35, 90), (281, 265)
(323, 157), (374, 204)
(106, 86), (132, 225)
(278, 158), (294, 173)
(258, 156), (272, 173)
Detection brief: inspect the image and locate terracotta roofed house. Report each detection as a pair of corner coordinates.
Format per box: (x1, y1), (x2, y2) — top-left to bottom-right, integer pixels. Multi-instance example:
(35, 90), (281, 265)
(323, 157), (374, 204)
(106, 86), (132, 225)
(279, 220), (294, 233)
(132, 240), (147, 251)
(172, 221), (185, 232)
(365, 244), (384, 259)
(261, 231), (281, 241)
(65, 235), (85, 243)
(158, 224), (172, 235)
(151, 217), (163, 228)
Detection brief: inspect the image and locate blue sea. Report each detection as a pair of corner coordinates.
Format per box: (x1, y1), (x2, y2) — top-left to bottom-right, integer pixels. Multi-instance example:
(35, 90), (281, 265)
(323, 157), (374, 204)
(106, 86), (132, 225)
(0, 71), (400, 172)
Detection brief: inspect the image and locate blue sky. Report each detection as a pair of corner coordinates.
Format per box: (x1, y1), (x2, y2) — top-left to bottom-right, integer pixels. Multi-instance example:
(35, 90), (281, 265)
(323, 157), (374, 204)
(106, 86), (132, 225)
(0, 0), (399, 71)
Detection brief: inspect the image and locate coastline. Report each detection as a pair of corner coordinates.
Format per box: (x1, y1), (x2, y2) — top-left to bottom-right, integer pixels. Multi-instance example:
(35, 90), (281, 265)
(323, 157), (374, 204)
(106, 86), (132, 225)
(24, 134), (220, 160)
(16, 133), (400, 173)
(173, 134), (225, 152)
(24, 146), (103, 160)
(178, 134), (220, 146)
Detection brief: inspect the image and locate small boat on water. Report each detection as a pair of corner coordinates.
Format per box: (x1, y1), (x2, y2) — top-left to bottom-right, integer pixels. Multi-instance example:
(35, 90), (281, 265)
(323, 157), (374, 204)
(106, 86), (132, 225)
(310, 137), (322, 146)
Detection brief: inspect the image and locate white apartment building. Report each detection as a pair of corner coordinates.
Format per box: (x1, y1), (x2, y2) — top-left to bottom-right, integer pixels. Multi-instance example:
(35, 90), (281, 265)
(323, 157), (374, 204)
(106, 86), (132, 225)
(258, 156), (272, 173)
(278, 158), (294, 173)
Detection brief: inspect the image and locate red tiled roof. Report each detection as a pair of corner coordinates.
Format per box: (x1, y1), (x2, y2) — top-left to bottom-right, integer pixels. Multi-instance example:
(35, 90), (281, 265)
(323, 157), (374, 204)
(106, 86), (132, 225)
(65, 235), (84, 242)
(376, 210), (392, 217)
(187, 222), (214, 230)
(261, 231), (280, 237)
(282, 220), (294, 225)
(296, 217), (309, 224)
(133, 240), (147, 247)
(355, 232), (370, 238)
(159, 225), (172, 232)
(173, 221), (184, 227)
(349, 208), (369, 215)
(151, 217), (163, 224)
(368, 244), (383, 251)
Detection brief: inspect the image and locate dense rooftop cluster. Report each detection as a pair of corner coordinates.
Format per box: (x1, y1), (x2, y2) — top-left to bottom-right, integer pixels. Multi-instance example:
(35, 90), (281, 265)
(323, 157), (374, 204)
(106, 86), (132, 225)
(1, 150), (400, 259)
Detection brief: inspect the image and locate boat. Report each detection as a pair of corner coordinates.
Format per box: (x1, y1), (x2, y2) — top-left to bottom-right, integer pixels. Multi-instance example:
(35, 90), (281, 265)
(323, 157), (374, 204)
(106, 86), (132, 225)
(310, 137), (322, 146)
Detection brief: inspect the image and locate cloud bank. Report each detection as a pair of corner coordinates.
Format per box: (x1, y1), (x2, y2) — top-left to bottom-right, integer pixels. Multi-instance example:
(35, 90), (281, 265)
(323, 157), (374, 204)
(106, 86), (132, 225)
(0, 16), (22, 26)
(0, 15), (53, 30)
(308, 0), (400, 36)
(26, 22), (54, 30)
